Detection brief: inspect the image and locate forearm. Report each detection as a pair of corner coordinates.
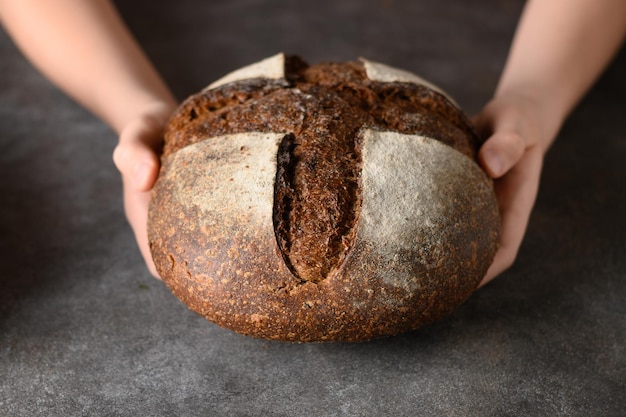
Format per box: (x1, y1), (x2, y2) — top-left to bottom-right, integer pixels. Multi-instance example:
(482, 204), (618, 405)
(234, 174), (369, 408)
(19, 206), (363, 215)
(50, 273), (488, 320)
(496, 0), (626, 150)
(0, 0), (177, 133)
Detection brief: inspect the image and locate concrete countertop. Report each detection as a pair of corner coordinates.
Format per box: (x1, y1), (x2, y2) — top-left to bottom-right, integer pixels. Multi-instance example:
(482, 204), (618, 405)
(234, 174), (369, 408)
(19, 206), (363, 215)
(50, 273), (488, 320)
(1, 1), (624, 415)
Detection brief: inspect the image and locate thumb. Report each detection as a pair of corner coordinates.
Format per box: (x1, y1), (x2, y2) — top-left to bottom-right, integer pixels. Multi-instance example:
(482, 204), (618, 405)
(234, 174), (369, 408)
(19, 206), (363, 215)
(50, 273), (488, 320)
(478, 130), (526, 179)
(472, 111), (527, 179)
(113, 120), (162, 191)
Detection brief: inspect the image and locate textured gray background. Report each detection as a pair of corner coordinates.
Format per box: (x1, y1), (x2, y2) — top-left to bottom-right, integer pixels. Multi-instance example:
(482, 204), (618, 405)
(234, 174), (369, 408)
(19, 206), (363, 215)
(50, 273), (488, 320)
(1, 0), (625, 416)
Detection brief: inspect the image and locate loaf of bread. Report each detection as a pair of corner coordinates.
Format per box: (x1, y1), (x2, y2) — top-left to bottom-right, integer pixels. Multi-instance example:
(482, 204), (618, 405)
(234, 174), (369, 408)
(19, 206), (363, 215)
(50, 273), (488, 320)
(148, 53), (500, 342)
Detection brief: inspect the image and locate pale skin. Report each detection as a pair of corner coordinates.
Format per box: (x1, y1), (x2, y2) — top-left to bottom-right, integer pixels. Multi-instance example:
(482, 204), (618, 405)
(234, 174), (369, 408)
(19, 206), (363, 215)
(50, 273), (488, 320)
(475, 0), (626, 285)
(1, 0), (624, 284)
(0, 0), (177, 277)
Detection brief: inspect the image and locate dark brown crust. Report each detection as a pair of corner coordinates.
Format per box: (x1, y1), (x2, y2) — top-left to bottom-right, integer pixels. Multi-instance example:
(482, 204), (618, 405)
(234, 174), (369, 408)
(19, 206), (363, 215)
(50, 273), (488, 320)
(163, 59), (480, 159)
(149, 56), (499, 342)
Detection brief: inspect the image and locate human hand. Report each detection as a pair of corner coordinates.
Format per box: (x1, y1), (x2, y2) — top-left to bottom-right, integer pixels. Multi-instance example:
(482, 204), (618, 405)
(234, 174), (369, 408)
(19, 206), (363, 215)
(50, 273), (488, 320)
(112, 102), (175, 279)
(472, 93), (548, 287)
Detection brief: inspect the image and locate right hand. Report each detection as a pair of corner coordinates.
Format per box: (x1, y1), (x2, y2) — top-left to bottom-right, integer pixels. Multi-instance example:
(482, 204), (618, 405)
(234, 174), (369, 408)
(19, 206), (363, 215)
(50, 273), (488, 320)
(472, 92), (547, 287)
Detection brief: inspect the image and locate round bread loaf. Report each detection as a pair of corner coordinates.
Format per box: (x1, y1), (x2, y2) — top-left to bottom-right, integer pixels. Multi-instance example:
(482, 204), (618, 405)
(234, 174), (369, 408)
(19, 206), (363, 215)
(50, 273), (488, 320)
(148, 53), (500, 342)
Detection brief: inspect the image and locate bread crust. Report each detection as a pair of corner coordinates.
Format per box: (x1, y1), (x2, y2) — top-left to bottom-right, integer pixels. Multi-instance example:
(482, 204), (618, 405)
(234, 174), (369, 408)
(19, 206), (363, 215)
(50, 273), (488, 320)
(148, 54), (500, 342)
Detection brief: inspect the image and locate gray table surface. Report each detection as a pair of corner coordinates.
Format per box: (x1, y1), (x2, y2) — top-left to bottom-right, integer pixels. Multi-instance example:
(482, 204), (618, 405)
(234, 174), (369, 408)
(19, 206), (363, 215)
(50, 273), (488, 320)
(1, 1), (624, 416)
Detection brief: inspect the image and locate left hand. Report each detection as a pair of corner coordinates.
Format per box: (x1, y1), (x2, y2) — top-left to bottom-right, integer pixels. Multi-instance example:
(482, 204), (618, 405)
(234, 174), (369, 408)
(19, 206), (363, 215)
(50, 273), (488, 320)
(112, 103), (174, 278)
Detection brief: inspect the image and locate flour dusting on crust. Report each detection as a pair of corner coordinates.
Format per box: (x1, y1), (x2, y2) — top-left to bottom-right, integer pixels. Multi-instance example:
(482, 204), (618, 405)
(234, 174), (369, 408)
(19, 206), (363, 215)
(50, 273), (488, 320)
(163, 132), (284, 226)
(206, 53), (286, 90)
(360, 58), (458, 107)
(357, 129), (492, 291)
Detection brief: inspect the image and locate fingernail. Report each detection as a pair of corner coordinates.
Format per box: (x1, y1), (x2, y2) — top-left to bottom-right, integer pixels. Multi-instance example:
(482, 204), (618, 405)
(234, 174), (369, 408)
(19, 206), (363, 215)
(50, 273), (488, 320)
(483, 150), (504, 177)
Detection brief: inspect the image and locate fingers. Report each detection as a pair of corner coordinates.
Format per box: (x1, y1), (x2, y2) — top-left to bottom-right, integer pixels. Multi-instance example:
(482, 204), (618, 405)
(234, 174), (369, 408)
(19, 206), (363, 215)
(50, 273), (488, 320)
(113, 112), (168, 278)
(122, 177), (161, 279)
(471, 96), (546, 286)
(112, 116), (163, 191)
(479, 147), (543, 287)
